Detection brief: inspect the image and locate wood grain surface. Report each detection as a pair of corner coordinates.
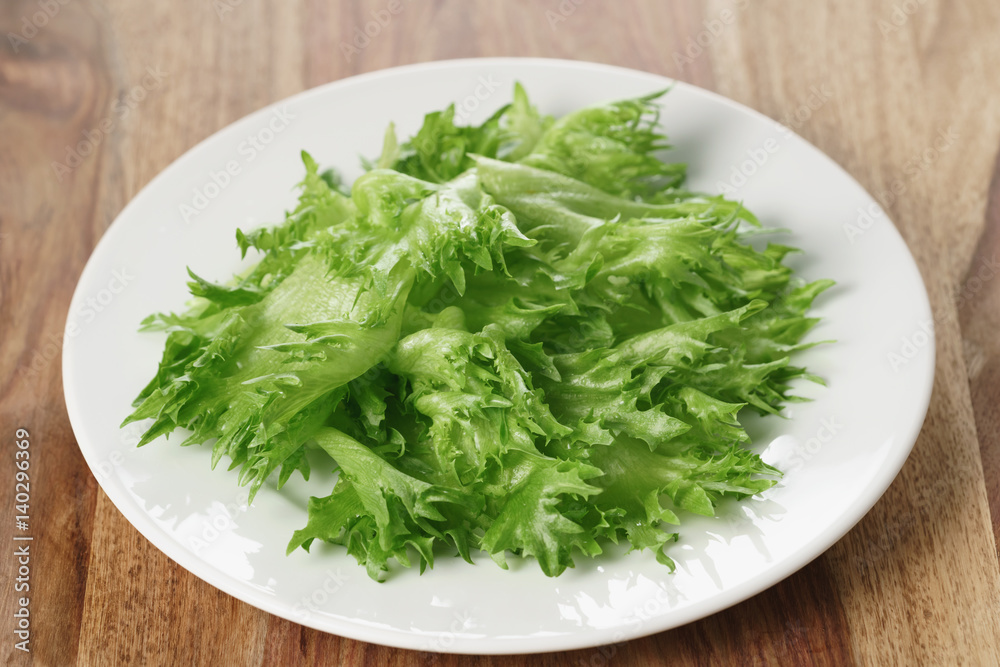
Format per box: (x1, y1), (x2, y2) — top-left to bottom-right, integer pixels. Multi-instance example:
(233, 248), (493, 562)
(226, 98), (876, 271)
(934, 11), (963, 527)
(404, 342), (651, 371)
(2, 0), (999, 664)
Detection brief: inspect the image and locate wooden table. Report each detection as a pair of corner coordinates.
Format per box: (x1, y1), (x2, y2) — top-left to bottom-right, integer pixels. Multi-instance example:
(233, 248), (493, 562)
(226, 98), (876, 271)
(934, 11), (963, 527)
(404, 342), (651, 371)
(3, 1), (999, 664)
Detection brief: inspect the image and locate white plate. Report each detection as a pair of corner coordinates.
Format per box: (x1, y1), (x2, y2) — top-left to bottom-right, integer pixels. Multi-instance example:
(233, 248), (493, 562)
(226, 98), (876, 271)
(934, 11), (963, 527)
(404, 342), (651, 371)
(63, 58), (934, 654)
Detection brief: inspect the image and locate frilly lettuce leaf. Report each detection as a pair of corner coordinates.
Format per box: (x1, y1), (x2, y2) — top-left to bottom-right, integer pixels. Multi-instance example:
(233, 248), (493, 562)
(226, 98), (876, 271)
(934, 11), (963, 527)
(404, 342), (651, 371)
(126, 85), (832, 581)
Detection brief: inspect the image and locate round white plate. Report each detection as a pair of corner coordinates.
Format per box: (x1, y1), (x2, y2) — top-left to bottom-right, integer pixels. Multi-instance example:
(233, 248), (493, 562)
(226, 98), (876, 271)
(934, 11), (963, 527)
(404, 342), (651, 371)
(63, 58), (934, 654)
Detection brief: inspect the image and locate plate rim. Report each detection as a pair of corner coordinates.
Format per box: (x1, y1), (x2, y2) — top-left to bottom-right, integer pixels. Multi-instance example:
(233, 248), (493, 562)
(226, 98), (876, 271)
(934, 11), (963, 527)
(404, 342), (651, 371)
(62, 56), (936, 654)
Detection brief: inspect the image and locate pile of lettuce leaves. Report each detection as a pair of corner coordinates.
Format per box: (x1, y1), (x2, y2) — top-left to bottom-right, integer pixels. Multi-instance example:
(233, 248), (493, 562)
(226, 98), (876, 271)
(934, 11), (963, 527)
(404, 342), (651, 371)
(125, 85), (832, 581)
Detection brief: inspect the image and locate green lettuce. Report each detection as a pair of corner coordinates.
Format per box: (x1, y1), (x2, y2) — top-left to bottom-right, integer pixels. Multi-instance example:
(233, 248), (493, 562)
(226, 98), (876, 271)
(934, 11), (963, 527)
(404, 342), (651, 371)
(126, 86), (831, 581)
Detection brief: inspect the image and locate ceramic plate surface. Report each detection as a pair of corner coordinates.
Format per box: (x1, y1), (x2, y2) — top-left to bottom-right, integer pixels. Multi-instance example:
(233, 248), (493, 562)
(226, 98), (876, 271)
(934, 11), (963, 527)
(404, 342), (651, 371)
(63, 58), (934, 654)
